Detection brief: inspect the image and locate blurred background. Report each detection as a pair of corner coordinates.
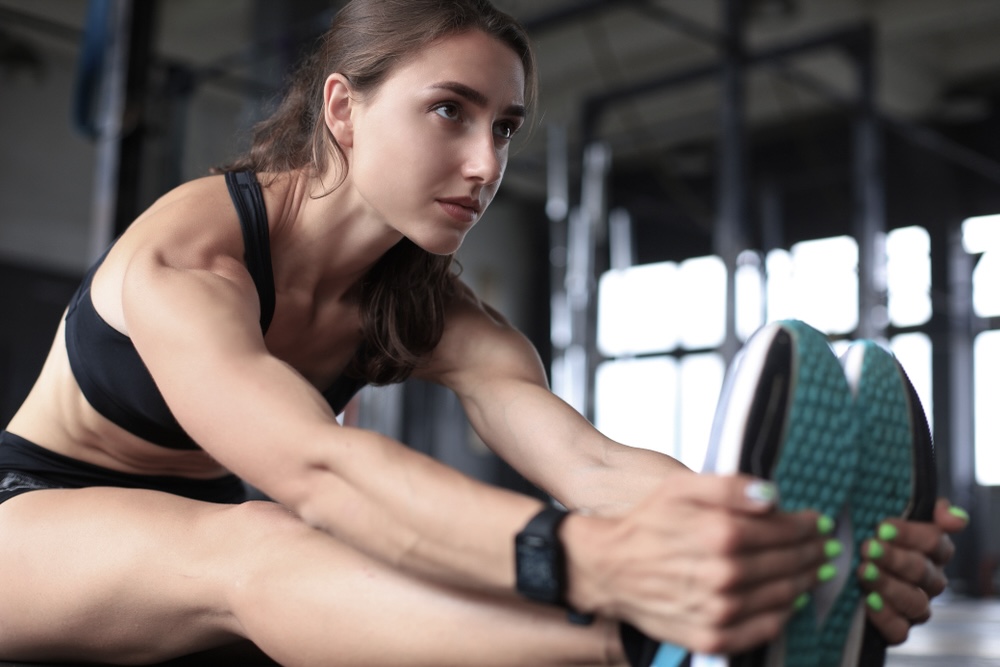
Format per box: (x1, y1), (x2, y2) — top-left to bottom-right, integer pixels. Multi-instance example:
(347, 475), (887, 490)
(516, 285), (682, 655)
(2, 2), (1000, 660)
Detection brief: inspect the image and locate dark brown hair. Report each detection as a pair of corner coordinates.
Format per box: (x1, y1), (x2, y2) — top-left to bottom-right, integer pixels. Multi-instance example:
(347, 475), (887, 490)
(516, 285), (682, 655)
(223, 0), (536, 385)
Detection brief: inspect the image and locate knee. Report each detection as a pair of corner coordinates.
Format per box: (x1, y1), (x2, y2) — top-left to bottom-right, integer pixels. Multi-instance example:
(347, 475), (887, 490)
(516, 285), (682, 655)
(222, 500), (310, 549)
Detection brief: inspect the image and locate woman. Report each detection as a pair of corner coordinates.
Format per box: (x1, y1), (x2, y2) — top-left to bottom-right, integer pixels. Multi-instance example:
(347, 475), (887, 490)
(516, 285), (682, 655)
(0, 1), (965, 665)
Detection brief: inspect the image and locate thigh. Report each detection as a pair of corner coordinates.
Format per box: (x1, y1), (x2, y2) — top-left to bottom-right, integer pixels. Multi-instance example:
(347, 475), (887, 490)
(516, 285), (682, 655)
(0, 488), (618, 667)
(0, 487), (252, 664)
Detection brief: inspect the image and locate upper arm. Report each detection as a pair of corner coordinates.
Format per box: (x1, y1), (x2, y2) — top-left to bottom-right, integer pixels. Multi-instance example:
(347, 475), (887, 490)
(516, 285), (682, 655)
(415, 288), (604, 497)
(120, 242), (335, 503)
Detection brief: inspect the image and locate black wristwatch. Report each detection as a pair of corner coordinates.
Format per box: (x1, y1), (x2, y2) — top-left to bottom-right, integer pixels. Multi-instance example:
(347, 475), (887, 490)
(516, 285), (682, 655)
(514, 506), (593, 625)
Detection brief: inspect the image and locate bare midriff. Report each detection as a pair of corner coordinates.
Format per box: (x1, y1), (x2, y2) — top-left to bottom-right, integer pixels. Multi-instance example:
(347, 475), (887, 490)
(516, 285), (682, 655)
(5, 319), (230, 480)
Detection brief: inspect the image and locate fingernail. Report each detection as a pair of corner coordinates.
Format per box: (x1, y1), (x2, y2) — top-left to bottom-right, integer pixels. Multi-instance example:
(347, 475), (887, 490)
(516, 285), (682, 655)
(863, 563), (879, 582)
(818, 563), (837, 582)
(746, 480), (778, 505)
(824, 539), (843, 559)
(866, 592), (884, 612)
(868, 541), (885, 559)
(878, 524), (898, 541)
(794, 593), (810, 611)
(949, 506), (970, 522)
(817, 515), (835, 535)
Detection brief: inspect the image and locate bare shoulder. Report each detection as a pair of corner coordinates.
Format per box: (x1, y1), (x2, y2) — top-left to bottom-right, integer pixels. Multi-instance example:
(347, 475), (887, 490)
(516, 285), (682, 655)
(128, 175), (243, 262)
(416, 279), (547, 389)
(92, 174), (253, 334)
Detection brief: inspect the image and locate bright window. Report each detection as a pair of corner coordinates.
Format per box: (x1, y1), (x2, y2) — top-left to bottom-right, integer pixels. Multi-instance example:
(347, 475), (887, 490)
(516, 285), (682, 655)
(677, 353), (725, 470)
(887, 226), (932, 327)
(736, 250), (765, 341)
(595, 357), (678, 456)
(677, 256), (726, 350)
(890, 332), (933, 433)
(766, 236), (859, 334)
(974, 330), (1000, 485)
(597, 262), (679, 356)
(964, 214), (1000, 318)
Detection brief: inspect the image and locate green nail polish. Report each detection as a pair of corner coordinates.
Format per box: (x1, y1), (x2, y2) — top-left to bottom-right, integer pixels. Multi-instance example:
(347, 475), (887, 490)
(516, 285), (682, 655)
(949, 506), (970, 522)
(746, 481), (778, 505)
(818, 563), (837, 582)
(863, 563), (879, 582)
(866, 592), (884, 612)
(824, 539), (843, 559)
(817, 515), (835, 535)
(794, 593), (810, 611)
(878, 524), (898, 541)
(868, 541), (884, 559)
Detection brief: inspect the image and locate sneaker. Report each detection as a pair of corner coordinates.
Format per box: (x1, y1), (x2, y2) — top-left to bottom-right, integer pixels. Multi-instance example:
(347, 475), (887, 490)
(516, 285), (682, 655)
(699, 320), (858, 667)
(833, 341), (937, 667)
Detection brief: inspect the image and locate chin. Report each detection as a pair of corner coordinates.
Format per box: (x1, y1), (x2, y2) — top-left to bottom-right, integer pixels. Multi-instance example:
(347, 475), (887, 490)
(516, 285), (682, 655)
(411, 231), (467, 256)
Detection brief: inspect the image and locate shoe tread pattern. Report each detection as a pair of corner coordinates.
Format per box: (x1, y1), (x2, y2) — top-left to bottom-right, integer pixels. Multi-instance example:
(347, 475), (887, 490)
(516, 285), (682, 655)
(768, 321), (858, 667)
(822, 343), (916, 666)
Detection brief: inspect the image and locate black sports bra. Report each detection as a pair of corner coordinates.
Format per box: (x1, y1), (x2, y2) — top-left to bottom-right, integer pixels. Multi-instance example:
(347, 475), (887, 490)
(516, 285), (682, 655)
(63, 171), (367, 450)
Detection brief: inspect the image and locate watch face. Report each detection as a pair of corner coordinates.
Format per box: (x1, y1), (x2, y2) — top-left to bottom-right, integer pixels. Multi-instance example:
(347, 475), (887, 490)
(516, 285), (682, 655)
(516, 535), (561, 603)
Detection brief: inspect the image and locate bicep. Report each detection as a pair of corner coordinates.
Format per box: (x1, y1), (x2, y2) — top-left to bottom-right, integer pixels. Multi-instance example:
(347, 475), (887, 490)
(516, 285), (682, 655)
(121, 253), (335, 492)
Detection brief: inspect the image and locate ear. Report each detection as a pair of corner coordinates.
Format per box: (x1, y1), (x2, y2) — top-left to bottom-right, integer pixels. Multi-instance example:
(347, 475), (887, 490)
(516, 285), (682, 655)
(324, 73), (355, 148)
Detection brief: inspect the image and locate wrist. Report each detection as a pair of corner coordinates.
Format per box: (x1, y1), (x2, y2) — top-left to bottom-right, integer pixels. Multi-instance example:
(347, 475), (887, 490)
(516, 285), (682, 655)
(559, 511), (614, 618)
(513, 506), (597, 623)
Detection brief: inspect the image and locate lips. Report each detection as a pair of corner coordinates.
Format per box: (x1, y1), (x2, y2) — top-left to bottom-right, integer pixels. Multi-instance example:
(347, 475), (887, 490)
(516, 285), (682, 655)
(437, 197), (482, 224)
(438, 197), (481, 213)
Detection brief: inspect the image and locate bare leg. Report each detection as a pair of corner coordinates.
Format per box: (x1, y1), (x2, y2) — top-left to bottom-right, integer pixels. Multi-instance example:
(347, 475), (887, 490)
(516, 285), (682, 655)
(0, 489), (623, 666)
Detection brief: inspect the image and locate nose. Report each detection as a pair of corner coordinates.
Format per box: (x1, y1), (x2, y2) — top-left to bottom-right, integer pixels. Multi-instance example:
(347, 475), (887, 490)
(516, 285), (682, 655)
(462, 130), (503, 186)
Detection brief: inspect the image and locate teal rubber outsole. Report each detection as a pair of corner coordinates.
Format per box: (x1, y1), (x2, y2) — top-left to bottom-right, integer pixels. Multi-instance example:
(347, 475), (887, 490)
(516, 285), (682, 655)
(825, 341), (926, 666)
(766, 321), (858, 667)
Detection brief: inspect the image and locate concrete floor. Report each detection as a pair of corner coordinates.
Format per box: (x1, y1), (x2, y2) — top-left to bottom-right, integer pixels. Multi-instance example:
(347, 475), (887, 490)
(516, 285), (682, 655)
(886, 597), (1000, 667)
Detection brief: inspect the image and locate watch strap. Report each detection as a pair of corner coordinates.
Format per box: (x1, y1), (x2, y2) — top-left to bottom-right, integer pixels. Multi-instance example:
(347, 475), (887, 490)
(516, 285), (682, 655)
(516, 505), (594, 625)
(520, 505), (570, 539)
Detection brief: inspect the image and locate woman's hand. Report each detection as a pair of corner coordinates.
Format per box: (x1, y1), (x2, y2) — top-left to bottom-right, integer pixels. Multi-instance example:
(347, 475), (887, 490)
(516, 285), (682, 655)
(562, 474), (833, 655)
(857, 498), (970, 644)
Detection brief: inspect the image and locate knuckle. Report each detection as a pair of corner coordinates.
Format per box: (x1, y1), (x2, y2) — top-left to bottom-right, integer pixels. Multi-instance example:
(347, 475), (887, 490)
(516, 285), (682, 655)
(691, 629), (727, 655)
(888, 624), (911, 646)
(760, 614), (786, 641)
(706, 595), (742, 625)
(709, 559), (743, 590)
(706, 521), (741, 553)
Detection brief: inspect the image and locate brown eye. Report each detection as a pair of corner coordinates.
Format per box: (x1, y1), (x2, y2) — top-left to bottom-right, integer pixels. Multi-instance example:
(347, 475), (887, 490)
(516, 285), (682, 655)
(433, 103), (461, 121)
(494, 121), (517, 141)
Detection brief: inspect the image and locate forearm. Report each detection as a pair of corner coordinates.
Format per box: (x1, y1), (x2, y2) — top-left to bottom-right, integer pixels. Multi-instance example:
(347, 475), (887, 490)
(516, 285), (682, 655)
(285, 424), (544, 596)
(462, 379), (690, 515)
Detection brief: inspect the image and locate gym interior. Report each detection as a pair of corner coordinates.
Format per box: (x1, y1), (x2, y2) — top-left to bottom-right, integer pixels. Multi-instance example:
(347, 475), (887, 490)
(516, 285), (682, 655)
(1, 1), (999, 665)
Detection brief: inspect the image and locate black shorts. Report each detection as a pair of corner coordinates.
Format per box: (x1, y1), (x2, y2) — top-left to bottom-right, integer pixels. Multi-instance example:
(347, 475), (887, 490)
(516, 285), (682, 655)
(0, 431), (247, 505)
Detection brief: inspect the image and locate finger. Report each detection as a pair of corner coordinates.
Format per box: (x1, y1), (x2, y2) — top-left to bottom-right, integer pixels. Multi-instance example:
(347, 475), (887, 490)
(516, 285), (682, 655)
(654, 606), (792, 656)
(856, 560), (932, 624)
(681, 510), (827, 561)
(710, 558), (825, 624)
(669, 474), (782, 515)
(863, 538), (948, 597)
(934, 497), (970, 534)
(873, 518), (952, 565)
(862, 590), (912, 646)
(722, 535), (831, 591)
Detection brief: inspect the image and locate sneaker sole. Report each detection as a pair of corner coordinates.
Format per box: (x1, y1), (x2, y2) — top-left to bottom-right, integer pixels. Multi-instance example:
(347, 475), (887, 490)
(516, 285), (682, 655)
(835, 342), (937, 667)
(698, 320), (858, 667)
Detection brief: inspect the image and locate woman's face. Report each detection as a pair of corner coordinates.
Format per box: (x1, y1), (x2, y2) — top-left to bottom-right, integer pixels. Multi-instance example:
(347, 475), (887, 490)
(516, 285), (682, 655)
(345, 30), (527, 255)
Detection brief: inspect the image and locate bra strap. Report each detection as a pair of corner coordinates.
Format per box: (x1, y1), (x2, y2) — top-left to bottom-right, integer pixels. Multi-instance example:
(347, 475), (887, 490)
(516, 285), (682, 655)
(224, 171), (276, 333)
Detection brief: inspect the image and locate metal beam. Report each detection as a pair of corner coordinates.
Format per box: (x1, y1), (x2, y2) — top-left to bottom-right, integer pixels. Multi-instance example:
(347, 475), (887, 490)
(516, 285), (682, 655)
(851, 27), (888, 340)
(715, 0), (748, 363)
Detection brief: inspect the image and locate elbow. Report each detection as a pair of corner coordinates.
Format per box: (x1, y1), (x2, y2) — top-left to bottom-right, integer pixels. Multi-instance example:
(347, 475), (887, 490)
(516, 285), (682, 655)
(278, 463), (338, 531)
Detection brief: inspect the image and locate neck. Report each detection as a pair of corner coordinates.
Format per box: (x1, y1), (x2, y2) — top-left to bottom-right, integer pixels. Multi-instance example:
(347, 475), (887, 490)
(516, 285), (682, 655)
(266, 169), (405, 300)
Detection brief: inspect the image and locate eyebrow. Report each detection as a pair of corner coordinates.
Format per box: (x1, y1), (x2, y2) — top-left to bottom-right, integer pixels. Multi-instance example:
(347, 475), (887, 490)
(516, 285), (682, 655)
(429, 81), (526, 118)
